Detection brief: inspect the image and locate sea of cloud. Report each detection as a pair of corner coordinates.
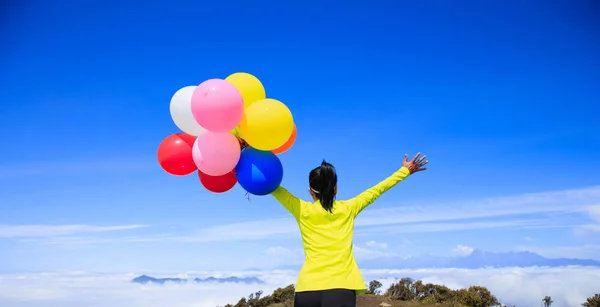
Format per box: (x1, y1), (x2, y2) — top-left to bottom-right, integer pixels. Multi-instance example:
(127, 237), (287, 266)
(0, 266), (598, 307)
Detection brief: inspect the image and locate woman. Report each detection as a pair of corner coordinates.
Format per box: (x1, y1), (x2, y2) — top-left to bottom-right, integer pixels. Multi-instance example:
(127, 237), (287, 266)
(271, 152), (428, 307)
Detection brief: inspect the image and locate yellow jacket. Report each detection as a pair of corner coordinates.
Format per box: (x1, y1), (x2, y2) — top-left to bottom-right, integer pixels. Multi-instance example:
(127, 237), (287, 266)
(271, 166), (411, 293)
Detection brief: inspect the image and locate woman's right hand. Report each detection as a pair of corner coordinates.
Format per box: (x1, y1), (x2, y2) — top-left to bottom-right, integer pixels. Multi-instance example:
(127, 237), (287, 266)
(403, 152), (428, 174)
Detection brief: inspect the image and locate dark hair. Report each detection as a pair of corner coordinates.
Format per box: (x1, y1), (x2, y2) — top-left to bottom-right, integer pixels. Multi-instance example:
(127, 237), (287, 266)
(309, 160), (338, 213)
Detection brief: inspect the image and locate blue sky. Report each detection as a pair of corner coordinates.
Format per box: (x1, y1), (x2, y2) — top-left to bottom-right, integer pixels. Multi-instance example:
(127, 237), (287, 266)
(0, 0), (599, 273)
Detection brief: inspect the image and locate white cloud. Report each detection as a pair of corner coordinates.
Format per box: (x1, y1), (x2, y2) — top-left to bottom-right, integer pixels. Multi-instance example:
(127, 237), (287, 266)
(178, 218), (298, 243)
(266, 246), (294, 257)
(355, 218), (569, 235)
(0, 267), (597, 307)
(18, 234), (171, 248)
(452, 245), (474, 256)
(580, 205), (600, 233)
(581, 224), (600, 232)
(525, 236), (534, 241)
(264, 246), (304, 267)
(365, 240), (388, 249)
(0, 224), (148, 238)
(354, 185), (599, 228)
(175, 185), (600, 242)
(353, 245), (396, 260)
(586, 205), (600, 222)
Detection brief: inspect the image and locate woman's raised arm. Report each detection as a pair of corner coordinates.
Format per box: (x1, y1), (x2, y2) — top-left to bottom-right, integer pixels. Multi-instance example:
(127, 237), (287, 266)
(346, 152), (427, 217)
(271, 186), (306, 220)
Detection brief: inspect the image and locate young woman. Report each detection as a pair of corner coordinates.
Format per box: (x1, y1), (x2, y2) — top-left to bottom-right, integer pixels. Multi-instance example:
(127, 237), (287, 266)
(271, 152), (428, 307)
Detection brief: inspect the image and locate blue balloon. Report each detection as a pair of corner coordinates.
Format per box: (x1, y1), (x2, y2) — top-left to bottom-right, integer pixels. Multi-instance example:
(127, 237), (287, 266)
(235, 147), (283, 196)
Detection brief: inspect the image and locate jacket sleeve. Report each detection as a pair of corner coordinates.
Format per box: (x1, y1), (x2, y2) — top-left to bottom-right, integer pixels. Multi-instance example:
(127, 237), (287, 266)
(271, 186), (304, 219)
(346, 167), (411, 217)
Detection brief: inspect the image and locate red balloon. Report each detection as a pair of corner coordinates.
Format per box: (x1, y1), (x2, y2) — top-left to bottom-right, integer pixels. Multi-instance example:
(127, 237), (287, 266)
(199, 170), (237, 193)
(157, 133), (197, 176)
(272, 124), (297, 155)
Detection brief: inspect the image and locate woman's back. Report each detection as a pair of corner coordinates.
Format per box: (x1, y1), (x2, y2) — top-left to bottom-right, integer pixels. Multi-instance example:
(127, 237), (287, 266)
(271, 189), (366, 292)
(298, 199), (356, 279)
(271, 165), (412, 292)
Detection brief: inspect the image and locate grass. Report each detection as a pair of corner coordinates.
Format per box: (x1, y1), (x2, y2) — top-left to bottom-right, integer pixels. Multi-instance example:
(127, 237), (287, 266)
(267, 295), (450, 307)
(357, 295), (444, 307)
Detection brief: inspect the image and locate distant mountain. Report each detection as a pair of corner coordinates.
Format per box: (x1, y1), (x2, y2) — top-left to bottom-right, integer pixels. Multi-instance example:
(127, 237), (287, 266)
(132, 275), (187, 285)
(447, 250), (600, 269)
(131, 275), (264, 285)
(193, 276), (264, 284)
(271, 249), (600, 270)
(357, 249), (600, 270)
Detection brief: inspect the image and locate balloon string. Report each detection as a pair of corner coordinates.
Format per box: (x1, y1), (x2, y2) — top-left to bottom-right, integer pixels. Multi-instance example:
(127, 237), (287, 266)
(245, 192), (251, 202)
(237, 137), (250, 150)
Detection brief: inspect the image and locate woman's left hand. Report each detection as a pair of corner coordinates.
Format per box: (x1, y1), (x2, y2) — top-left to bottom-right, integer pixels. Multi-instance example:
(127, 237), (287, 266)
(403, 152), (428, 174)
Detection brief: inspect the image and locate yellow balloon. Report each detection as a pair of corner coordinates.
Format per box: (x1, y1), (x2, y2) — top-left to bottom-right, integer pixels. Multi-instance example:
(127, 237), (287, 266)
(239, 98), (294, 151)
(225, 72), (266, 108)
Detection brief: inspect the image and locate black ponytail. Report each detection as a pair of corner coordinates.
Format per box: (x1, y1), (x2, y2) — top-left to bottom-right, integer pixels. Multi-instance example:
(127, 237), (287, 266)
(309, 160), (338, 213)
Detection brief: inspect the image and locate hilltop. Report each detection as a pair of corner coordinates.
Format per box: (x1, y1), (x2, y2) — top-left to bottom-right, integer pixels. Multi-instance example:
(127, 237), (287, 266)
(222, 279), (600, 307)
(270, 296), (441, 307)
(222, 278), (506, 307)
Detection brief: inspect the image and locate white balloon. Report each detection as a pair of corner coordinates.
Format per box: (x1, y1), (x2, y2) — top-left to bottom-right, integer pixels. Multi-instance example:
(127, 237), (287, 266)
(169, 86), (207, 136)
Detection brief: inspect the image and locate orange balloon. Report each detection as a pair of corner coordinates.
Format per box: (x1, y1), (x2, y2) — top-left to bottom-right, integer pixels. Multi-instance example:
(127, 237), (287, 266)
(272, 125), (297, 154)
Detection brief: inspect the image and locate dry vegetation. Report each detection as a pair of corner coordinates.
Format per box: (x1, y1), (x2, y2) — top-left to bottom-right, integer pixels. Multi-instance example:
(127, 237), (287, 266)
(220, 278), (600, 307)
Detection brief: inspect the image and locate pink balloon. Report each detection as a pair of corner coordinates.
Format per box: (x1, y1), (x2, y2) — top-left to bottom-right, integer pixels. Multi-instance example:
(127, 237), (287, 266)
(191, 79), (244, 132)
(192, 131), (241, 176)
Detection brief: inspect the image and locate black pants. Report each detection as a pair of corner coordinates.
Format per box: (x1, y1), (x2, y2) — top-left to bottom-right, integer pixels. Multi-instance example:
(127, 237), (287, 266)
(294, 289), (356, 307)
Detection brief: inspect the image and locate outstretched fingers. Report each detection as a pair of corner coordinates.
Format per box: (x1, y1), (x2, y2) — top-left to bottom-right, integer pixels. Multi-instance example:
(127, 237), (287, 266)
(411, 152), (421, 163)
(417, 157), (429, 172)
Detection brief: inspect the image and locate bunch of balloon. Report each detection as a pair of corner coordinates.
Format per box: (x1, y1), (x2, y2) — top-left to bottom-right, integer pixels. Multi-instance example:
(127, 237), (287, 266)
(158, 72), (297, 196)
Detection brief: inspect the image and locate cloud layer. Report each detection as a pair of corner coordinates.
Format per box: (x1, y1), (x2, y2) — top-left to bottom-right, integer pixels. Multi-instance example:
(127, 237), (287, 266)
(0, 267), (598, 307)
(3, 185), (599, 249)
(0, 224), (147, 238)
